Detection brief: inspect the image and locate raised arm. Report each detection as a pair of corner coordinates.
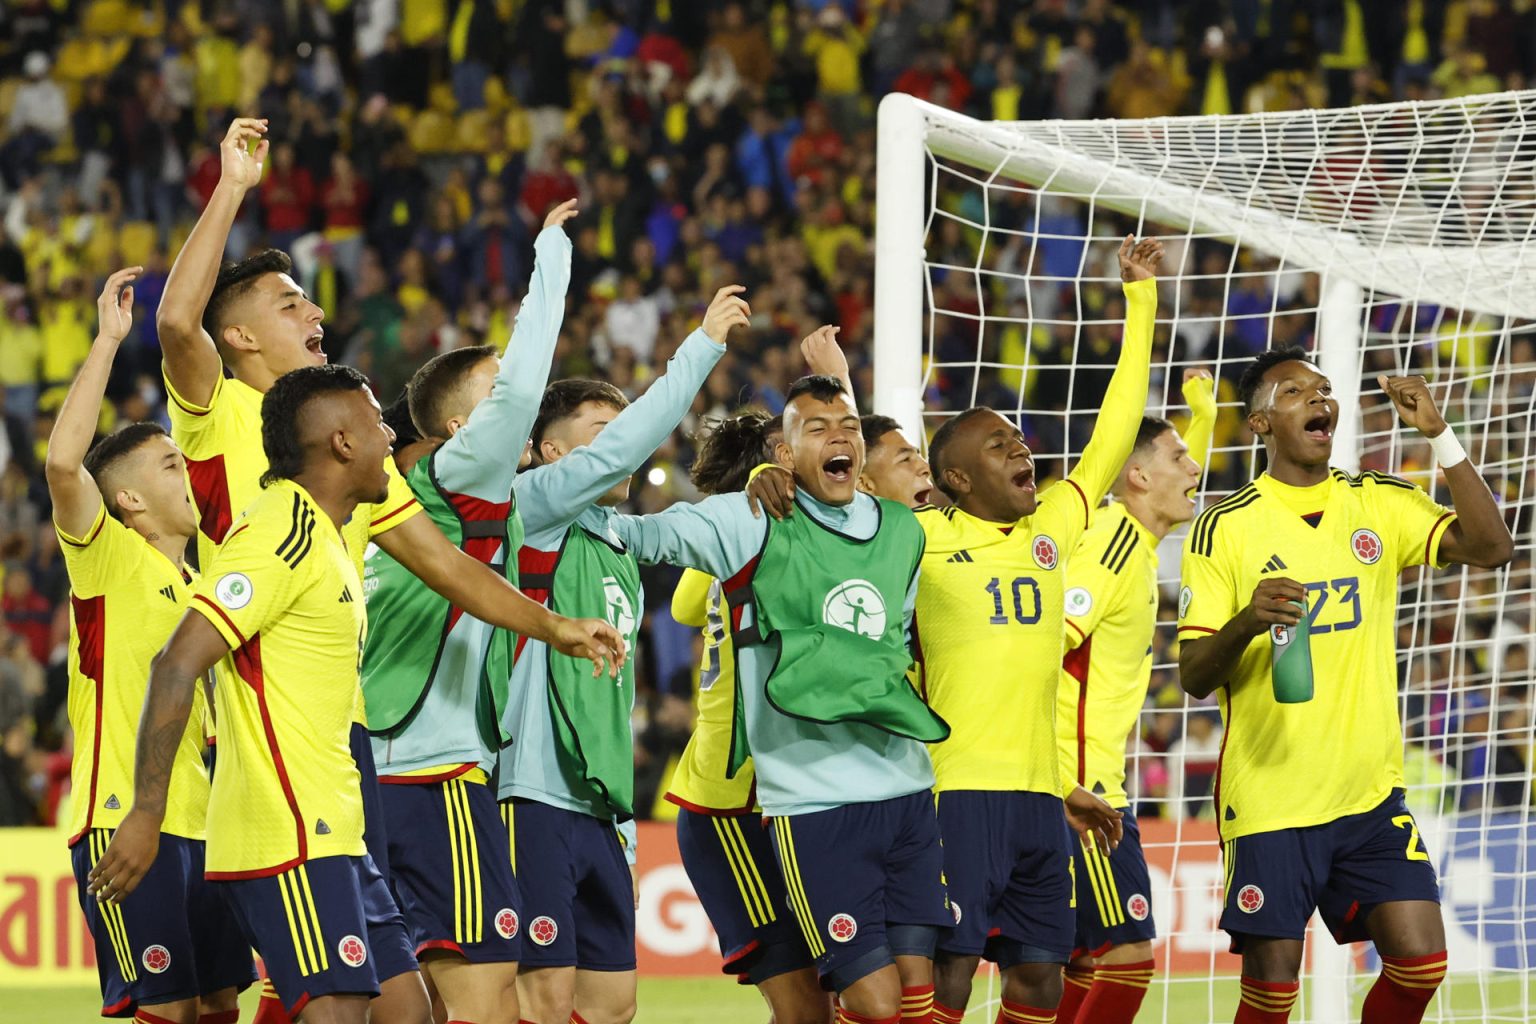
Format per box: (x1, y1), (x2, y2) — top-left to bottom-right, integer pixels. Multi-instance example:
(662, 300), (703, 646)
(158, 118), (268, 407)
(611, 492), (764, 581)
(374, 512), (627, 675)
(800, 324), (854, 399)
(1066, 237), (1163, 505)
(1378, 374), (1514, 569)
(434, 199), (578, 497)
(46, 266), (141, 538)
(1180, 368), (1217, 472)
(88, 611), (232, 902)
(517, 286), (747, 535)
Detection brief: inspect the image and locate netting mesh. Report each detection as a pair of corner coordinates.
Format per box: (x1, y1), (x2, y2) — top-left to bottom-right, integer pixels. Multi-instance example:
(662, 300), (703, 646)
(897, 94), (1536, 1021)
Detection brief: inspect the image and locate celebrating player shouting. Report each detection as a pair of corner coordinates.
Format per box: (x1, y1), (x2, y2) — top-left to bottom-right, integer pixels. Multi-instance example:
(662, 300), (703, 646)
(1178, 348), (1513, 1024)
(1053, 370), (1216, 1024)
(52, 268), (254, 1024)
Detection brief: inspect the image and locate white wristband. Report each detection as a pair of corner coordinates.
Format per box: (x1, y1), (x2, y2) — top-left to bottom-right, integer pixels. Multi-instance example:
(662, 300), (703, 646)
(1428, 427), (1467, 469)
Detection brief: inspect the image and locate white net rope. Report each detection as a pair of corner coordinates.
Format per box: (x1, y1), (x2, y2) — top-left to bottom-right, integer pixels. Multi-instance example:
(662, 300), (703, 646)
(902, 94), (1536, 1022)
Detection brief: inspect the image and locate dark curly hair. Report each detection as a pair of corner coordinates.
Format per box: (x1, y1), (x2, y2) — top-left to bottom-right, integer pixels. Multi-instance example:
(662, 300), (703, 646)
(1237, 346), (1312, 414)
(260, 364), (372, 486)
(691, 410), (782, 494)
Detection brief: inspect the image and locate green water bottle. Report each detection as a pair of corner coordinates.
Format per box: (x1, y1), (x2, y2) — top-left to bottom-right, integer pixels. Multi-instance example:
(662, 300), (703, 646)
(1269, 598), (1314, 704)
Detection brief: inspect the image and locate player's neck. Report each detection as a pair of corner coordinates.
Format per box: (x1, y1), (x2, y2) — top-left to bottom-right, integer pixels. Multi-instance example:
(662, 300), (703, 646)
(291, 470), (362, 529)
(232, 358), (281, 395)
(1121, 496), (1172, 541)
(1265, 454), (1331, 488)
(125, 513), (193, 568)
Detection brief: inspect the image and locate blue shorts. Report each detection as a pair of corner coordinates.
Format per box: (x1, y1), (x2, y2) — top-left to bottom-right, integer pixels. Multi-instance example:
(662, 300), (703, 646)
(72, 829), (255, 1017)
(769, 791), (951, 991)
(936, 790), (1075, 965)
(675, 808), (812, 982)
(504, 798), (635, 971)
(216, 855), (415, 1017)
(1071, 811), (1156, 957)
(350, 723), (390, 877)
(1221, 790), (1440, 951)
(382, 774), (522, 963)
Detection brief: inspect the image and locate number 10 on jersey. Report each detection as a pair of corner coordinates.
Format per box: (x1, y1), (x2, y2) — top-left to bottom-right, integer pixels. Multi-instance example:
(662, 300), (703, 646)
(986, 577), (1041, 625)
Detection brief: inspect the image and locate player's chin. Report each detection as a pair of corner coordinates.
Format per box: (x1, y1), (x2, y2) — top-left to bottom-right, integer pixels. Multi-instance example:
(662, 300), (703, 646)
(813, 475), (857, 505)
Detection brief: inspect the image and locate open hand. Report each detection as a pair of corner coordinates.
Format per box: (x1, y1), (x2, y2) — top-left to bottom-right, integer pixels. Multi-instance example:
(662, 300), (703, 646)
(553, 617), (628, 678)
(800, 324), (847, 380)
(87, 809), (161, 905)
(1377, 374), (1448, 437)
(219, 118), (269, 191)
(95, 266), (142, 345)
(746, 464), (796, 520)
(1118, 235), (1165, 283)
(1182, 367), (1216, 416)
(1065, 786), (1123, 856)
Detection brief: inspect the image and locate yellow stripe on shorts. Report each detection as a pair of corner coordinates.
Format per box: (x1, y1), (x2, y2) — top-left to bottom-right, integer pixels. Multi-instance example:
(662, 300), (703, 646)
(501, 801), (517, 874)
(92, 831), (137, 982)
(727, 818), (777, 925)
(712, 817), (768, 928)
(772, 818), (825, 958)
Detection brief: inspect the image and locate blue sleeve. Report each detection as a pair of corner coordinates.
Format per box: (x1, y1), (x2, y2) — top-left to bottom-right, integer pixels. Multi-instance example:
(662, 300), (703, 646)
(431, 226), (572, 499)
(517, 328), (726, 539)
(608, 493), (765, 580)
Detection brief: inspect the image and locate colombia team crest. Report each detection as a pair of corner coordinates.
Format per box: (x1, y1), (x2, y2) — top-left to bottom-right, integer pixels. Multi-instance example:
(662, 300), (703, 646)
(1033, 535), (1058, 570)
(827, 913), (858, 943)
(1237, 885), (1265, 914)
(530, 916), (559, 946)
(1127, 894), (1150, 921)
(141, 944), (171, 974)
(338, 934), (368, 967)
(1352, 528), (1382, 564)
(495, 908), (519, 940)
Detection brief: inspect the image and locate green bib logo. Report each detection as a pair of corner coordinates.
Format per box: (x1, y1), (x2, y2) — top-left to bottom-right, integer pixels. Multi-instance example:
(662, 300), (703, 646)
(602, 575), (637, 639)
(822, 580), (887, 639)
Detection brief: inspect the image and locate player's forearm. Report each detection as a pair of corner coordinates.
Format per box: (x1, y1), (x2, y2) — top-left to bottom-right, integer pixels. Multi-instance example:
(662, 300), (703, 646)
(1071, 279), (1157, 503)
(1178, 613), (1259, 699)
(1183, 388), (1218, 473)
(132, 653), (201, 821)
(400, 536), (566, 641)
(1440, 460), (1514, 567)
(45, 334), (120, 482)
(159, 183), (245, 339)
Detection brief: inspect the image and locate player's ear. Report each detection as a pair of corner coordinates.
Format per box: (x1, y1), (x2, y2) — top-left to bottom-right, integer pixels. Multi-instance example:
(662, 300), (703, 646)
(1246, 409), (1270, 438)
(220, 322), (258, 355)
(115, 487), (145, 515)
(538, 438), (563, 464)
(445, 414), (466, 438)
(942, 465), (969, 497)
(856, 471), (874, 495)
(774, 439), (794, 471)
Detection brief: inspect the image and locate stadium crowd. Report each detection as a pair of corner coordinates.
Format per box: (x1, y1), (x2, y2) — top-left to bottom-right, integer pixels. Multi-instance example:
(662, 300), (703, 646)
(0, 0), (1532, 829)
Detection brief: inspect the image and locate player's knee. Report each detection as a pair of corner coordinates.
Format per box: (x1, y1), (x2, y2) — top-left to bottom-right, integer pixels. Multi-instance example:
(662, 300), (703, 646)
(1241, 941), (1303, 984)
(139, 999), (199, 1024)
(1000, 961), (1062, 1007)
(932, 952), (979, 1005)
(196, 987), (241, 1015)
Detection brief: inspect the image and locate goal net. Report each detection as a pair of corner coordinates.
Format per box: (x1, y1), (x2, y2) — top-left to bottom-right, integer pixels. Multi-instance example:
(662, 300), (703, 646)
(873, 92), (1536, 1023)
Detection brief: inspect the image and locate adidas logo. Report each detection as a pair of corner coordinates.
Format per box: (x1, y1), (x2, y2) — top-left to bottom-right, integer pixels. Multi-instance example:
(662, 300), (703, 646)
(158, 585), (177, 602)
(338, 587), (354, 603)
(1260, 554), (1288, 574)
(946, 550), (975, 563)
(104, 794), (121, 810)
(316, 819), (332, 835)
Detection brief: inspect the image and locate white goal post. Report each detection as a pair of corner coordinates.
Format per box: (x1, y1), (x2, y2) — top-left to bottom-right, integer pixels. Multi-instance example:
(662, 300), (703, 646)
(874, 92), (1536, 1023)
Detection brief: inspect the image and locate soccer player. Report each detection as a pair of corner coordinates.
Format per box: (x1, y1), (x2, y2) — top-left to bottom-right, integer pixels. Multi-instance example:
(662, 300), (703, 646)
(146, 117), (624, 1021)
(666, 411), (828, 1024)
(616, 374), (951, 1024)
(1052, 370), (1216, 1024)
(763, 243), (1158, 1023)
(356, 199), (577, 1024)
(51, 267), (254, 1024)
(859, 415), (936, 508)
(92, 365), (421, 1024)
(497, 285), (746, 1024)
(1177, 347), (1513, 1024)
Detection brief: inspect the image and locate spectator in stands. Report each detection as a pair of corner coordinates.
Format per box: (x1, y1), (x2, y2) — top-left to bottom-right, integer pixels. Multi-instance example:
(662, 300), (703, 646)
(2, 52), (68, 188)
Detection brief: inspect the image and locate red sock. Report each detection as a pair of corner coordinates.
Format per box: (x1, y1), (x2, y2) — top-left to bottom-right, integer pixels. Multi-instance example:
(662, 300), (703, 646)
(251, 978), (289, 1024)
(933, 1002), (966, 1024)
(199, 1013), (241, 1024)
(1077, 959), (1153, 1024)
(1361, 951), (1446, 1023)
(135, 1013), (181, 1024)
(837, 1009), (902, 1024)
(996, 1000), (1055, 1024)
(1056, 963), (1096, 1023)
(900, 984), (934, 1024)
(1234, 977), (1299, 1023)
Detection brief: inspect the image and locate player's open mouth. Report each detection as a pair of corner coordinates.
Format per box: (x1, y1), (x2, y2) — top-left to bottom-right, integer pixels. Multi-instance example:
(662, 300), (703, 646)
(1011, 468), (1035, 492)
(1303, 412), (1332, 442)
(913, 485), (932, 505)
(306, 329), (326, 358)
(823, 454), (853, 482)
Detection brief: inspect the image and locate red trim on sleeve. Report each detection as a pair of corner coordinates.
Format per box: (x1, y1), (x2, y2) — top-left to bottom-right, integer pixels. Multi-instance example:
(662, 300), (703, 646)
(1065, 619), (1088, 644)
(193, 594), (248, 646)
(369, 499), (420, 531)
(1425, 512), (1455, 566)
(1066, 479), (1089, 529)
(57, 514), (106, 548)
(1177, 625), (1218, 637)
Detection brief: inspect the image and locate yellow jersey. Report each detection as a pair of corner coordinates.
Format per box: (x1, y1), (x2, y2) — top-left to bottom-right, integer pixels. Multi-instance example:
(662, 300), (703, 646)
(915, 276), (1158, 796)
(1056, 504), (1158, 807)
(59, 506), (210, 845)
(189, 480), (369, 877)
(1177, 470), (1456, 840)
(166, 370), (420, 729)
(915, 482), (1092, 794)
(665, 568), (755, 814)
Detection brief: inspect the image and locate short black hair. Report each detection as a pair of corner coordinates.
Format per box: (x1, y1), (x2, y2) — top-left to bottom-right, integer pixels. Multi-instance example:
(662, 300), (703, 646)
(860, 414), (902, 450)
(928, 407), (997, 499)
(83, 422), (172, 519)
(691, 410), (781, 494)
(204, 249), (294, 344)
(406, 344), (498, 439)
(531, 379), (629, 455)
(1132, 415), (1175, 453)
(260, 364), (372, 486)
(1238, 346), (1311, 415)
(784, 374), (849, 407)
